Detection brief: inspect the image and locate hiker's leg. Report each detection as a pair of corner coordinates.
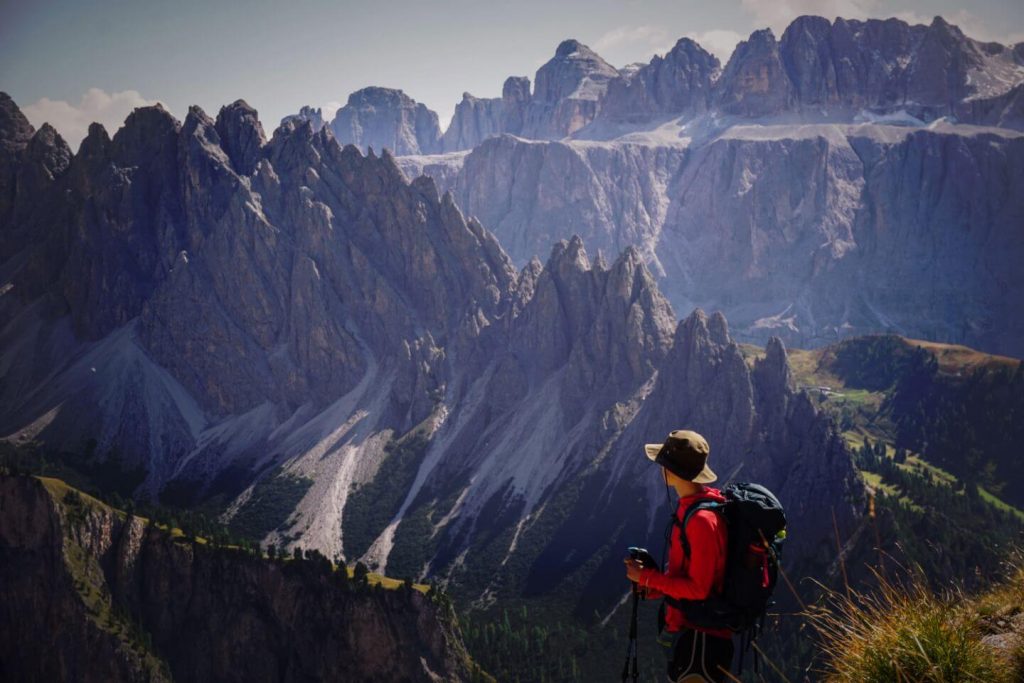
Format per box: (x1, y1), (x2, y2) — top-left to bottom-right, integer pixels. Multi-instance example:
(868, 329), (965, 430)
(698, 633), (735, 683)
(666, 629), (698, 682)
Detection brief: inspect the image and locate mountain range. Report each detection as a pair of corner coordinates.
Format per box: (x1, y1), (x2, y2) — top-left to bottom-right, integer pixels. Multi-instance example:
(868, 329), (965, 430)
(2, 11), (1022, 680)
(289, 15), (1024, 356)
(0, 84), (858, 631)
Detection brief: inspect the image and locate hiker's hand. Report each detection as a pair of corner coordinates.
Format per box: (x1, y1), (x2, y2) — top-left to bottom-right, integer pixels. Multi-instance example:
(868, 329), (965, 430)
(624, 558), (644, 583)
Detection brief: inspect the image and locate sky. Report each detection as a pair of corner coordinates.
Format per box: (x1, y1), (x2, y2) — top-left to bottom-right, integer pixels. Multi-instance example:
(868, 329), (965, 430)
(2, 0), (1023, 150)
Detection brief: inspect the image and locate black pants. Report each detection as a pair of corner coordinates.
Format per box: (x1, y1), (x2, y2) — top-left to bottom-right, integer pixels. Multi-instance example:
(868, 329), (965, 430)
(666, 629), (734, 682)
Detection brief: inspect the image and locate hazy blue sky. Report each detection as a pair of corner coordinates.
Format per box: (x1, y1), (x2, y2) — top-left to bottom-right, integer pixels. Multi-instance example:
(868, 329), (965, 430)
(3, 0), (1022, 148)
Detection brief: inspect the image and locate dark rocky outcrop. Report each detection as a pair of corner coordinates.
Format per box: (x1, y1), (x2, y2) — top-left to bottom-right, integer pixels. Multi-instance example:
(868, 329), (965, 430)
(215, 99), (266, 176)
(0, 475), (476, 682)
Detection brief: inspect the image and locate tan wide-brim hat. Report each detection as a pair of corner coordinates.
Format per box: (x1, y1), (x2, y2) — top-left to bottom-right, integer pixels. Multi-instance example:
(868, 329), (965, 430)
(644, 430), (717, 484)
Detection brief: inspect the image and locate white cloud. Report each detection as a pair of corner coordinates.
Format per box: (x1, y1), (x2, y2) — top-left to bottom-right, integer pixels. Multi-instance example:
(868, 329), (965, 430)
(740, 0), (881, 35)
(594, 25), (670, 53)
(593, 25), (674, 63)
(321, 100), (343, 122)
(21, 88), (161, 151)
(684, 30), (746, 63)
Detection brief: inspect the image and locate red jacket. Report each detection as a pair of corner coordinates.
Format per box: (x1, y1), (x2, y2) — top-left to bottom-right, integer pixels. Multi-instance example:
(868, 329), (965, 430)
(639, 487), (731, 639)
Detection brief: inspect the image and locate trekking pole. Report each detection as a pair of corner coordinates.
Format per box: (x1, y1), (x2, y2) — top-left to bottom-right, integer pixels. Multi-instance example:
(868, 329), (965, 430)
(620, 584), (640, 682)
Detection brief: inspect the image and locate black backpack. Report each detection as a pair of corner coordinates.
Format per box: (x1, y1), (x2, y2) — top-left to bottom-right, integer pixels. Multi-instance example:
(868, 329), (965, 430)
(662, 483), (786, 659)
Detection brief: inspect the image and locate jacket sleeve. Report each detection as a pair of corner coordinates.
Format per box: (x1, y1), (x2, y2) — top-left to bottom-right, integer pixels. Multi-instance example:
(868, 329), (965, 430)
(639, 511), (720, 601)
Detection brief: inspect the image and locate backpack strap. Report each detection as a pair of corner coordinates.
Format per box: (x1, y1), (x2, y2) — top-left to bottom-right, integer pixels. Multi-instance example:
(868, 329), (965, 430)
(672, 499), (725, 558)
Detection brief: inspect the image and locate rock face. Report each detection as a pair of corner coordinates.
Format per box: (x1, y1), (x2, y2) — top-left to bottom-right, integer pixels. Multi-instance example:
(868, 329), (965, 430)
(0, 93), (514, 489)
(445, 134), (687, 265)
(329, 87), (442, 155)
(717, 29), (795, 117)
(0, 96), (73, 256)
(598, 38), (720, 123)
(0, 91), (859, 638)
(771, 16), (1024, 121)
(424, 118), (1024, 357)
(433, 38), (621, 150)
(501, 76), (531, 134)
(0, 475), (476, 682)
(441, 92), (504, 152)
(522, 39), (620, 139)
(215, 99), (266, 176)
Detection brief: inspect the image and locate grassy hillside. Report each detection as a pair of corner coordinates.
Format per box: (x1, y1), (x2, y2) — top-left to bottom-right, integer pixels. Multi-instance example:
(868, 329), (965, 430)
(789, 335), (1023, 504)
(787, 335), (1024, 594)
(0, 449), (433, 595)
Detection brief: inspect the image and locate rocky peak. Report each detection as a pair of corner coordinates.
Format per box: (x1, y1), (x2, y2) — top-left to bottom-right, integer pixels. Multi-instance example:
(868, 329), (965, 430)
(779, 15), (839, 106)
(520, 39), (620, 138)
(556, 38), (584, 57)
(708, 310), (730, 346)
(0, 91), (35, 155)
(440, 91), (504, 152)
(550, 233), (592, 277)
(503, 76), (531, 102)
(716, 28), (794, 116)
(905, 15), (984, 104)
(671, 308), (719, 365)
(0, 118), (72, 256)
(215, 99), (266, 176)
(329, 87), (442, 156)
(64, 123), (113, 199)
(510, 237), (674, 391)
(78, 122), (112, 159)
(0, 93), (37, 234)
(20, 123), (72, 188)
(501, 76), (531, 134)
(599, 36), (719, 122)
(182, 104), (220, 141)
(110, 104), (181, 169)
(755, 336), (793, 394)
(511, 255), (544, 314)
(264, 118), (327, 181)
(346, 86), (410, 109)
(533, 39), (618, 104)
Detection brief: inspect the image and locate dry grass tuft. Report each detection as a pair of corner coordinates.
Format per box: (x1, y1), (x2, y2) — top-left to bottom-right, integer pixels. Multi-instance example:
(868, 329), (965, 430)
(806, 570), (1017, 683)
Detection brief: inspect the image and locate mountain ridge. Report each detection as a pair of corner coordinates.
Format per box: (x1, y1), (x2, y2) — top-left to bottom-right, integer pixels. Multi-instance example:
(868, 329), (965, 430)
(0, 90), (859, 614)
(283, 14), (1024, 154)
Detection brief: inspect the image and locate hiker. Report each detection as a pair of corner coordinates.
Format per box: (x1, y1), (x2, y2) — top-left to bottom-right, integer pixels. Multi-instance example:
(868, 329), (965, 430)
(624, 430), (734, 683)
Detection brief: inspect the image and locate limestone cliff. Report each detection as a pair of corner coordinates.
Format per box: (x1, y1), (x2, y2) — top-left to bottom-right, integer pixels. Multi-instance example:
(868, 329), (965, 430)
(420, 122), (1024, 357)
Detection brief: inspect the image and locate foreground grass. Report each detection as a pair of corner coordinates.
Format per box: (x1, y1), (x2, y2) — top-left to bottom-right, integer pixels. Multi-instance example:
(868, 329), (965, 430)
(808, 567), (1024, 682)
